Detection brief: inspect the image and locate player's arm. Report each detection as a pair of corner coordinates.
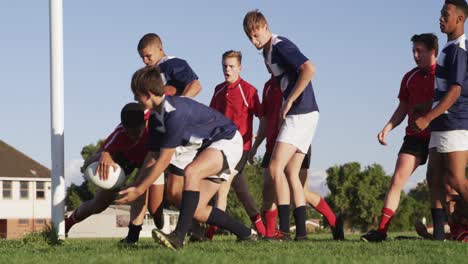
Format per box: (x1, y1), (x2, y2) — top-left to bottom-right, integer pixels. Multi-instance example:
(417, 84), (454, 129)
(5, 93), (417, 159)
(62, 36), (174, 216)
(249, 117), (267, 163)
(412, 85), (461, 132)
(116, 147), (175, 204)
(378, 101), (408, 145)
(282, 61), (315, 118)
(182, 79), (202, 98)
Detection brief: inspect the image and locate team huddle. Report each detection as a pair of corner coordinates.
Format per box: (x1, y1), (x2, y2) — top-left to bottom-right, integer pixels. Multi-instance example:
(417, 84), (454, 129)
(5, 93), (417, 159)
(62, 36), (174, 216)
(66, 2), (468, 249)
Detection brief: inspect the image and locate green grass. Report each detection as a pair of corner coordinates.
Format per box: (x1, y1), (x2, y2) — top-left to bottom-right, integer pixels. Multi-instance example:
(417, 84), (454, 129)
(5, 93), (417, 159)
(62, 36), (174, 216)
(0, 232), (466, 264)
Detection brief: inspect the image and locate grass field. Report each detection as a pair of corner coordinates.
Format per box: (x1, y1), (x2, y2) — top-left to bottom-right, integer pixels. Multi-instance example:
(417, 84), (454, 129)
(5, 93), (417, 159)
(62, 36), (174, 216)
(0, 232), (466, 264)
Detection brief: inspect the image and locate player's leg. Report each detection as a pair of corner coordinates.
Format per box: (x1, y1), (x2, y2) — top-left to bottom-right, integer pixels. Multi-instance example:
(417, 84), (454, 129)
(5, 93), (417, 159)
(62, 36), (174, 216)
(148, 176), (165, 229)
(65, 188), (117, 234)
(231, 171), (265, 236)
(269, 142), (297, 239)
(284, 151), (307, 240)
(444, 151), (468, 203)
(261, 152), (278, 238)
(426, 148), (448, 240)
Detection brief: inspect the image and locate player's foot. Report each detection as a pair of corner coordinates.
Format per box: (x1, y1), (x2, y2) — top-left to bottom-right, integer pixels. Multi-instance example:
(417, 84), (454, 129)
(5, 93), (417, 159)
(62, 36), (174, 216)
(263, 232), (291, 241)
(189, 233), (210, 243)
(332, 215), (345, 241)
(152, 229), (184, 250)
(414, 221), (432, 239)
(64, 216), (74, 236)
(237, 232), (258, 242)
(294, 235), (308, 241)
(118, 237), (138, 246)
(205, 225), (218, 240)
(361, 229), (387, 242)
(450, 223), (468, 243)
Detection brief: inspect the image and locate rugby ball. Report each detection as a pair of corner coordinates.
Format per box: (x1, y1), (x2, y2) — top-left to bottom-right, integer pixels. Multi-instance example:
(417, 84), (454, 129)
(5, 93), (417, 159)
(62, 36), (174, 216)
(84, 161), (126, 189)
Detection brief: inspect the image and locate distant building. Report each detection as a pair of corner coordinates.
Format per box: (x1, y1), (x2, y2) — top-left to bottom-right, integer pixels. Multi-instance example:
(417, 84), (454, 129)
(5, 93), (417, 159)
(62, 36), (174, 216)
(0, 140), (51, 239)
(67, 205), (179, 238)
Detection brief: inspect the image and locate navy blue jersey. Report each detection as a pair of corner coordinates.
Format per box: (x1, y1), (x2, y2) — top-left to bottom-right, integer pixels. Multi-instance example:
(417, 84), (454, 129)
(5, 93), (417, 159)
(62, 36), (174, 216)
(430, 34), (468, 131)
(265, 35), (319, 115)
(147, 96), (238, 151)
(157, 56), (199, 96)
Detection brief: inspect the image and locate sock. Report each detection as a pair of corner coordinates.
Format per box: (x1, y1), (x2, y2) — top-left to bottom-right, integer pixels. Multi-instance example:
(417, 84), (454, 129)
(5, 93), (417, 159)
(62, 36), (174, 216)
(432, 208), (446, 240)
(250, 213), (266, 237)
(377, 207), (395, 233)
(174, 191), (200, 240)
(278, 205), (290, 235)
(206, 208), (251, 238)
(263, 209), (278, 237)
(293, 206), (307, 238)
(205, 225), (218, 240)
(152, 205), (164, 228)
(126, 223), (142, 243)
(313, 197), (337, 227)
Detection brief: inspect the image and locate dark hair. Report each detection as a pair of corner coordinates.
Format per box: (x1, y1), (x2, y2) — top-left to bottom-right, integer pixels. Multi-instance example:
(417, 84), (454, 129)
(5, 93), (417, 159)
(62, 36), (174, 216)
(445, 0), (468, 17)
(121, 102), (145, 129)
(137, 33), (163, 51)
(411, 33), (439, 56)
(131, 66), (165, 97)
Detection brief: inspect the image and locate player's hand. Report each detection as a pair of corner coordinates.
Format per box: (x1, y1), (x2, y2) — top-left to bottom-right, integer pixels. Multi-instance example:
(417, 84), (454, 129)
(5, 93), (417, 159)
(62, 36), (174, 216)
(248, 147), (257, 164)
(115, 187), (143, 204)
(377, 130), (388, 145)
(97, 152), (118, 181)
(281, 100), (293, 120)
(411, 116), (430, 133)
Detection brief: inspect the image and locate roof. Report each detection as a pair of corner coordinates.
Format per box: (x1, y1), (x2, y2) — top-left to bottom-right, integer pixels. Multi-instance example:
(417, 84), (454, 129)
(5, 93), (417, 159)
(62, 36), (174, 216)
(0, 140), (50, 178)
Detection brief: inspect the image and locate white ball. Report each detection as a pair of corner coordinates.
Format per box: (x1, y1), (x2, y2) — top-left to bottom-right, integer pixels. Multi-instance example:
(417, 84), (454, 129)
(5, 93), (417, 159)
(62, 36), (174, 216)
(84, 161), (126, 190)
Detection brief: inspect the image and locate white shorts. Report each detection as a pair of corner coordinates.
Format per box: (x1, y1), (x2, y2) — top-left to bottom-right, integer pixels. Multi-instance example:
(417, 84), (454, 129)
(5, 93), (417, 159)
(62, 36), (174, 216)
(152, 173), (165, 185)
(276, 111), (319, 153)
(429, 130), (468, 153)
(169, 131), (243, 181)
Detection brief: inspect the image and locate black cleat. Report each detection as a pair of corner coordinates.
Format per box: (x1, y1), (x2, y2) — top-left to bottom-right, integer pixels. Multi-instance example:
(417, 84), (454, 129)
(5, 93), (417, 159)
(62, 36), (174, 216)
(118, 237), (138, 246)
(361, 229), (387, 242)
(237, 233), (258, 242)
(294, 235), (308, 241)
(189, 233), (211, 243)
(332, 215), (345, 241)
(152, 229), (184, 250)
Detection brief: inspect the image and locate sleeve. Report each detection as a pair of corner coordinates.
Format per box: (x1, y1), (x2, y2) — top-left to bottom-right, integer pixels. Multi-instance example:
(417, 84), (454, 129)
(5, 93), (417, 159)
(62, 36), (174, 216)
(397, 73), (409, 103)
(446, 46), (468, 94)
(275, 39), (309, 72)
(101, 125), (127, 153)
(167, 59), (199, 93)
(249, 87), (263, 117)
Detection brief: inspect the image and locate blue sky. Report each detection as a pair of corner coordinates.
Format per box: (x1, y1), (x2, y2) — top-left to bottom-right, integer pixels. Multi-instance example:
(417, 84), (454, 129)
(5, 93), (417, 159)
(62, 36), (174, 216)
(0, 1), (449, 193)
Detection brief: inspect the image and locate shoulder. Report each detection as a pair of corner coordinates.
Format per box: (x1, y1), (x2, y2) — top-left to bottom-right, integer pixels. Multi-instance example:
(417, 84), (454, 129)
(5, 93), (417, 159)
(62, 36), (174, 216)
(274, 36), (298, 49)
(239, 79), (257, 92)
(402, 67), (420, 82)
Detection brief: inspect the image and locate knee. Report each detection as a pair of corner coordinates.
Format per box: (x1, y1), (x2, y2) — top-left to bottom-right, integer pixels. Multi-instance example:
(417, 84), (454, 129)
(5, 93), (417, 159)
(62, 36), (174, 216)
(184, 165), (201, 183)
(269, 160), (283, 179)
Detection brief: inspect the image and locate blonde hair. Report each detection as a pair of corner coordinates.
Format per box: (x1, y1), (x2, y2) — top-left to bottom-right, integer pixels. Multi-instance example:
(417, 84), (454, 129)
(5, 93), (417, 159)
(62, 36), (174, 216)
(243, 9), (268, 36)
(222, 50), (242, 64)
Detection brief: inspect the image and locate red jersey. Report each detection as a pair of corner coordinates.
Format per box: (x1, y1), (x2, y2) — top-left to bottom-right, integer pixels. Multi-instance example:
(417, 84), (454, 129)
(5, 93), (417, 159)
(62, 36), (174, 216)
(210, 77), (262, 151)
(398, 64), (435, 139)
(101, 110), (150, 167)
(262, 77), (283, 153)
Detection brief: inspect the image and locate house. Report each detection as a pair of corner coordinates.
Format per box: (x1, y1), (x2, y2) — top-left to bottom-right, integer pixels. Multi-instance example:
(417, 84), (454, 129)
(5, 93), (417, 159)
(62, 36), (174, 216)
(0, 140), (51, 239)
(67, 205), (179, 238)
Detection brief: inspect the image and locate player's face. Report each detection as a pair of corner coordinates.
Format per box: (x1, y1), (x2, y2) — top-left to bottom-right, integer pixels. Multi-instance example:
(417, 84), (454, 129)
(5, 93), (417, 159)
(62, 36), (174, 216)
(412, 42), (433, 69)
(248, 24), (270, 50)
(134, 92), (152, 109)
(222, 57), (242, 84)
(125, 125), (144, 141)
(139, 44), (163, 66)
(440, 4), (461, 34)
